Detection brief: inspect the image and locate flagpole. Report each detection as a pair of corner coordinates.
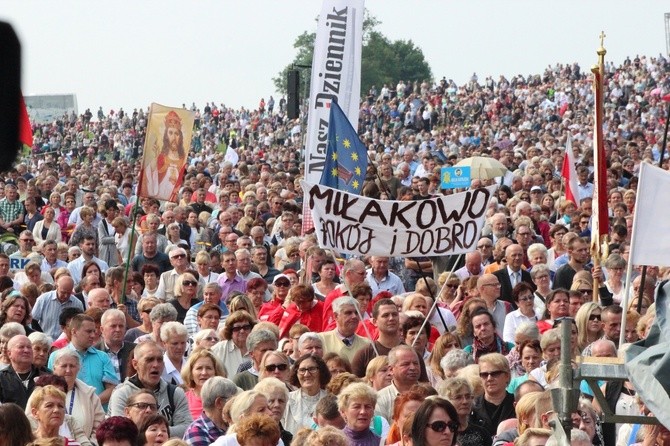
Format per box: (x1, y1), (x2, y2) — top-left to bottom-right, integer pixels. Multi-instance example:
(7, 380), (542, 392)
(619, 165), (648, 347)
(590, 33), (609, 303)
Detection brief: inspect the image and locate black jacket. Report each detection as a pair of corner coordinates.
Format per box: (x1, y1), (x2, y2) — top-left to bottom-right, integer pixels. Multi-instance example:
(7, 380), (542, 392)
(0, 365), (51, 409)
(469, 392), (516, 438)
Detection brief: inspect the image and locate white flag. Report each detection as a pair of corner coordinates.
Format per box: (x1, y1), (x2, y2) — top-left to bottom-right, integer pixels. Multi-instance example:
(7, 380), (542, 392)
(224, 147), (239, 167)
(629, 162), (670, 266)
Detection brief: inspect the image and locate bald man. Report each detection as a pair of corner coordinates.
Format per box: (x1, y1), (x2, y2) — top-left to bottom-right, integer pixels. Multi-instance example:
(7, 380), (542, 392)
(31, 275), (83, 339)
(0, 335), (51, 408)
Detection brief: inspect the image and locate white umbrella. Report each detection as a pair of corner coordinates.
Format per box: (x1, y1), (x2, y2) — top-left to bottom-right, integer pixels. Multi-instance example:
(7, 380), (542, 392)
(454, 156), (508, 180)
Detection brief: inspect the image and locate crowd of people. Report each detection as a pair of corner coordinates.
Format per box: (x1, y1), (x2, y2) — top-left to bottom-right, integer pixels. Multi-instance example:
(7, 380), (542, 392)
(0, 52), (669, 446)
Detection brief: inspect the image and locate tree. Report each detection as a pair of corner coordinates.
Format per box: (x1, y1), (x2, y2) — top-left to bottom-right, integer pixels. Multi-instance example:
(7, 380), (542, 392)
(273, 12), (432, 98)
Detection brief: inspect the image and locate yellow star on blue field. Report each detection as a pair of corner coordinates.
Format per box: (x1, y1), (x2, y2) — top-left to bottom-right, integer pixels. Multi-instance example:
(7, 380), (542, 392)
(352, 180), (360, 190)
(331, 152), (338, 161)
(351, 152), (359, 161)
(343, 139), (351, 149)
(331, 167), (338, 177)
(354, 166), (362, 176)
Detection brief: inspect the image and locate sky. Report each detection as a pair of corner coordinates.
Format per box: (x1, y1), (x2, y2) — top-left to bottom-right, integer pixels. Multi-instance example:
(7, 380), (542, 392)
(1, 1), (668, 113)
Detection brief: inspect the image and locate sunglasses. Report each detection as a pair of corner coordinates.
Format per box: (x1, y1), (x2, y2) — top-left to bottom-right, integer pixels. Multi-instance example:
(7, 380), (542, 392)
(274, 282), (290, 287)
(171, 254), (186, 259)
(183, 280), (198, 287)
(578, 289), (592, 295)
(265, 363), (289, 372)
(232, 324), (252, 332)
(426, 421), (458, 433)
(589, 314), (601, 321)
(446, 284), (459, 289)
(479, 370), (506, 379)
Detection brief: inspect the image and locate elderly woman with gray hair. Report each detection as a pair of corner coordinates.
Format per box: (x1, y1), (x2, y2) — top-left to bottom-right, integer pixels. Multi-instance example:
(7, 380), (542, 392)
(184, 376), (239, 445)
(160, 321), (189, 385)
(28, 331), (53, 370)
(30, 348), (105, 441)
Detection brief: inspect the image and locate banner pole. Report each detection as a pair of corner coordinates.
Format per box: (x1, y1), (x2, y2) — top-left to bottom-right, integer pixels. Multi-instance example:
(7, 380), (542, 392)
(120, 200), (141, 304)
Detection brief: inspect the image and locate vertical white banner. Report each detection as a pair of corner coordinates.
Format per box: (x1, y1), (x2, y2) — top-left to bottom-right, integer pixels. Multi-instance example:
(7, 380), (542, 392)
(304, 0), (364, 184)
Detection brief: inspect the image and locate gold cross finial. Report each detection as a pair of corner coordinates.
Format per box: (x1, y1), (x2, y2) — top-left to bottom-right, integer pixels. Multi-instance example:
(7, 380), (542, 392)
(597, 31), (607, 58)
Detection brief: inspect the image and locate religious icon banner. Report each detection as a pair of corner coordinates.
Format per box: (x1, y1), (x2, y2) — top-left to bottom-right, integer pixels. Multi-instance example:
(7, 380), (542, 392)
(138, 103), (195, 202)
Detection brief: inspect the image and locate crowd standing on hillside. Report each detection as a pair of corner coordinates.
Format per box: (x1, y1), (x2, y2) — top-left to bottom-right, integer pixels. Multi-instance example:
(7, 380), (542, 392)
(0, 54), (669, 446)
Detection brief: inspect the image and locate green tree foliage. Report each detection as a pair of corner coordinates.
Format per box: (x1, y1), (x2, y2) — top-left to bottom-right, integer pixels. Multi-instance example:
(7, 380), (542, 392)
(273, 13), (432, 98)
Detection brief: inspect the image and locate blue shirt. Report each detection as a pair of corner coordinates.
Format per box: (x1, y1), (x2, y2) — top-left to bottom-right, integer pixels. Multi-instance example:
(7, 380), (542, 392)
(31, 291), (84, 340)
(47, 343), (119, 396)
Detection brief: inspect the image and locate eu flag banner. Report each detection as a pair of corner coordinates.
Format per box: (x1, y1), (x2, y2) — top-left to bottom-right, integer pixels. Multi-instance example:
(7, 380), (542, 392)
(320, 101), (368, 194)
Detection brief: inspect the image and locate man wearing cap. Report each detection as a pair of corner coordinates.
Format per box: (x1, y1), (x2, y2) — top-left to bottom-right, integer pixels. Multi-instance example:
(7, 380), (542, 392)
(155, 247), (191, 301)
(258, 274), (291, 321)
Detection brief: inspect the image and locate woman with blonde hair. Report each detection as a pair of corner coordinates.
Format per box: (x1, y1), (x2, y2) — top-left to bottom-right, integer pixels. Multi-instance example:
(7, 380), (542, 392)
(437, 272), (461, 308)
(170, 272), (200, 323)
(575, 302), (603, 351)
(228, 294), (258, 321)
(235, 216), (255, 236)
(439, 377), (491, 446)
(181, 349), (226, 419)
(337, 382), (381, 446)
(254, 377), (293, 445)
(33, 206), (62, 243)
(365, 356), (391, 391)
(29, 385), (75, 443)
(258, 351), (293, 389)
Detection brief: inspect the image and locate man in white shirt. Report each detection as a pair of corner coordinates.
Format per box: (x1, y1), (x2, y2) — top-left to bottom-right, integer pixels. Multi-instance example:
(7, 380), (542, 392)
(67, 235), (109, 283)
(365, 256), (405, 297)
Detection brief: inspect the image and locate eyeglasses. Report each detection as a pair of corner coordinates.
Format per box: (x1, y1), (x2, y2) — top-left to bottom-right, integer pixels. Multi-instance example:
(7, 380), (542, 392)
(297, 366), (319, 375)
(128, 402), (158, 411)
(204, 336), (219, 342)
(274, 282), (290, 287)
(589, 314), (602, 321)
(232, 324), (252, 332)
(517, 295), (534, 302)
(20, 239), (34, 243)
(183, 280), (198, 287)
(171, 254), (186, 259)
(477, 244), (492, 249)
(479, 370), (506, 379)
(265, 363), (289, 372)
(426, 421), (458, 433)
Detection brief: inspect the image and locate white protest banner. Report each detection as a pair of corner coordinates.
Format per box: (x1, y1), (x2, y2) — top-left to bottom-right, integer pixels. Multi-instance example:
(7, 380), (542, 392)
(304, 0), (364, 184)
(302, 181), (495, 257)
(629, 163), (670, 267)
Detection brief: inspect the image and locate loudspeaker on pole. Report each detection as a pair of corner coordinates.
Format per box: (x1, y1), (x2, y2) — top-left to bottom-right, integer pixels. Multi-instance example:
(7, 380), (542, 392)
(287, 69), (300, 120)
